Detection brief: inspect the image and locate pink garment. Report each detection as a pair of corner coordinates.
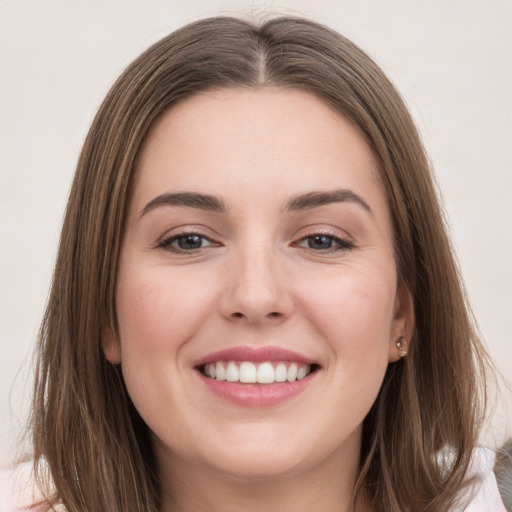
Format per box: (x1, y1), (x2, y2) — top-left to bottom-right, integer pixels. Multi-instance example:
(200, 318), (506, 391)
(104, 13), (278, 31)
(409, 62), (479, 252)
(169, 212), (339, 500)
(0, 462), (46, 512)
(452, 447), (507, 512)
(1, 448), (506, 511)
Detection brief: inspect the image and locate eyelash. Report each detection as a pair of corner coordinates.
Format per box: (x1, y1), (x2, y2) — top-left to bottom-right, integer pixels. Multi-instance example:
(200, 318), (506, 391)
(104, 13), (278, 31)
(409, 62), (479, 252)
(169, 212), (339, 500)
(157, 231), (355, 254)
(293, 232), (355, 252)
(157, 231), (217, 253)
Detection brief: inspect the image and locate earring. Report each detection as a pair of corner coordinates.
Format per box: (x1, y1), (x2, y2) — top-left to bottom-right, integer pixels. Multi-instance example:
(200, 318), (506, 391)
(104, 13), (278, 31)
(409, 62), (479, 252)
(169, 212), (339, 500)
(396, 338), (407, 357)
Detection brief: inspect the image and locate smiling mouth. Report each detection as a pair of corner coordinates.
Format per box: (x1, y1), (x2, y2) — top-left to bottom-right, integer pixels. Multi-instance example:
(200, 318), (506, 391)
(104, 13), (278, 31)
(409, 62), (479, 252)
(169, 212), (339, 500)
(200, 361), (319, 384)
(194, 347), (320, 406)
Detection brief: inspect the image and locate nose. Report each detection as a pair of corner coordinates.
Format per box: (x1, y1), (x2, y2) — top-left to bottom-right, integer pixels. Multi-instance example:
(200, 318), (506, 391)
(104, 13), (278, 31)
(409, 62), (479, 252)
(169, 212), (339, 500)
(218, 246), (294, 326)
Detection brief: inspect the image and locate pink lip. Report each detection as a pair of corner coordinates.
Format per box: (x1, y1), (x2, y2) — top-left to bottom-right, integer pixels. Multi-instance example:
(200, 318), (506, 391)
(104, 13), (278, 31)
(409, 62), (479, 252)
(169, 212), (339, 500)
(197, 371), (318, 407)
(193, 346), (319, 407)
(193, 346), (316, 367)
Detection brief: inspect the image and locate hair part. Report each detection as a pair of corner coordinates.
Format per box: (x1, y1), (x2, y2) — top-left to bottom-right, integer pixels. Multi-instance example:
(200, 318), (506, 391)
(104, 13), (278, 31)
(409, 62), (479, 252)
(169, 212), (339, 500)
(30, 15), (489, 512)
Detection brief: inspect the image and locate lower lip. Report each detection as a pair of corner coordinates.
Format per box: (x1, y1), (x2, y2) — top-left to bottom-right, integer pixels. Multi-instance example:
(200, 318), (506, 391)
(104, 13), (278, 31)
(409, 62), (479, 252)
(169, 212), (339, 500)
(198, 371), (317, 407)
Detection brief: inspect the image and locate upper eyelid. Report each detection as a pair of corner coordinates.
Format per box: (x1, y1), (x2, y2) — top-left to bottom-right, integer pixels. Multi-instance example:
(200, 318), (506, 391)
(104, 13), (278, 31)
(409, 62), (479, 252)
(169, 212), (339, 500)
(158, 225), (220, 241)
(292, 225), (353, 241)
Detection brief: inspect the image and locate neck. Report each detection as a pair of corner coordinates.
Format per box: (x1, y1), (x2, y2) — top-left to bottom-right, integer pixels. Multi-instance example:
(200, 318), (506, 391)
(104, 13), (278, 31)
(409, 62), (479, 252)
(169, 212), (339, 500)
(155, 431), (372, 512)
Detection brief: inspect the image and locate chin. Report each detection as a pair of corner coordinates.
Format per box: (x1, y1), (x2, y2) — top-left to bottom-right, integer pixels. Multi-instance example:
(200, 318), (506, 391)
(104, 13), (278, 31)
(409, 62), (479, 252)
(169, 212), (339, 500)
(203, 446), (313, 480)
(194, 423), (349, 480)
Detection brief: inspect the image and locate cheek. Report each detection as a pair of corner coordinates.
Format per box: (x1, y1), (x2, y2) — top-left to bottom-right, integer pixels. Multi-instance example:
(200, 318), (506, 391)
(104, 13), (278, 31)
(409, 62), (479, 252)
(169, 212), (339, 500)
(116, 266), (216, 354)
(113, 265), (216, 408)
(313, 275), (394, 416)
(114, 266), (217, 434)
(296, 265), (396, 400)
(300, 267), (397, 350)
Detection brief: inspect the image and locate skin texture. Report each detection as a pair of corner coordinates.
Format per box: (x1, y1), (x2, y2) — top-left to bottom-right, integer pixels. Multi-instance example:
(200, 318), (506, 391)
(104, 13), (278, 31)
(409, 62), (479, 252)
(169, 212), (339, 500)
(104, 88), (412, 512)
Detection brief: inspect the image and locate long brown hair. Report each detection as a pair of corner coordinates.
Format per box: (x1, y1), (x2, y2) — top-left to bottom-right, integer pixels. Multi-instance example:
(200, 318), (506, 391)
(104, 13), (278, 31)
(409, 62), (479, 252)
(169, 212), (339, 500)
(30, 16), (489, 511)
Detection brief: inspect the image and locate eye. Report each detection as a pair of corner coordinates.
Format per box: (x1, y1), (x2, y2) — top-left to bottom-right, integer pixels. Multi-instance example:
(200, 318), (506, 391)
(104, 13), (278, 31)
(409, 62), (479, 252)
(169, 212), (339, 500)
(296, 234), (354, 251)
(159, 233), (216, 252)
(305, 235), (336, 250)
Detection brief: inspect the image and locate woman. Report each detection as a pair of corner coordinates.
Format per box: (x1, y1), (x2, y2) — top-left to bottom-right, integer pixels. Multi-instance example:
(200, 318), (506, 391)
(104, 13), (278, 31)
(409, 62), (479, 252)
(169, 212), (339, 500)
(27, 15), (505, 512)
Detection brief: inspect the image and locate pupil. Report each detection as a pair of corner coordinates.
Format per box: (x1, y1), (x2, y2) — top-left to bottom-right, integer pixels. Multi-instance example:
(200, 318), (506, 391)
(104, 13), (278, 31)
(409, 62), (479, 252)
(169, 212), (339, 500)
(309, 235), (332, 249)
(178, 235), (202, 249)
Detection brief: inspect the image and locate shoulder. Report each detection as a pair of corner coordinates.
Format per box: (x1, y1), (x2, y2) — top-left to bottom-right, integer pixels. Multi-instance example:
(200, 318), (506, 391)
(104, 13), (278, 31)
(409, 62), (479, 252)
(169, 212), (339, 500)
(452, 446), (507, 512)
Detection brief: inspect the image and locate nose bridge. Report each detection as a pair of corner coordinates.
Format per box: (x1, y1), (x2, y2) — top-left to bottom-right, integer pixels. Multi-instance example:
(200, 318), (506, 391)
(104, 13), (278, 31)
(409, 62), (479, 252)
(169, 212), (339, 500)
(220, 238), (292, 324)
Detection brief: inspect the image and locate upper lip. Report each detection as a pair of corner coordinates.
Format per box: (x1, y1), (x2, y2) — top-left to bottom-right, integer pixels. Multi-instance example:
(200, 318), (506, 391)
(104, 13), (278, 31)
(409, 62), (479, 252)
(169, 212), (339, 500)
(193, 346), (317, 367)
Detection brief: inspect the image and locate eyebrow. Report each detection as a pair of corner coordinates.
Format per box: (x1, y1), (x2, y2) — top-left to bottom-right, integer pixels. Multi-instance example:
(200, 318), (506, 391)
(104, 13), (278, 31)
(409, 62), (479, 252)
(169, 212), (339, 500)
(284, 189), (372, 213)
(140, 188), (371, 217)
(140, 192), (226, 217)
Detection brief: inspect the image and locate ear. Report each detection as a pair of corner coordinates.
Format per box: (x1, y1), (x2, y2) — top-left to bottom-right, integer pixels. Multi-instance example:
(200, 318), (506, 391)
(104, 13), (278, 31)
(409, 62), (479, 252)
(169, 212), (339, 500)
(388, 282), (414, 362)
(102, 320), (122, 364)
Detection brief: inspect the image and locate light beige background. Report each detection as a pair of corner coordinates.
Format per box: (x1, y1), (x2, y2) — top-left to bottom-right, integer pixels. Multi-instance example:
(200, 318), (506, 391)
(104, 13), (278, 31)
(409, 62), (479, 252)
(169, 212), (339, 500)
(1, 0), (511, 468)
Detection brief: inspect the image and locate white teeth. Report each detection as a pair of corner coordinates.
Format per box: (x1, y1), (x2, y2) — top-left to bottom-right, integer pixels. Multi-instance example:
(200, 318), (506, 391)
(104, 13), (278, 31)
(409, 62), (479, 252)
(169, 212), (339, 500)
(226, 361), (239, 382)
(215, 361), (226, 381)
(203, 361), (313, 384)
(257, 362), (275, 384)
(286, 363), (298, 382)
(297, 365), (308, 380)
(275, 363), (287, 382)
(239, 362), (257, 383)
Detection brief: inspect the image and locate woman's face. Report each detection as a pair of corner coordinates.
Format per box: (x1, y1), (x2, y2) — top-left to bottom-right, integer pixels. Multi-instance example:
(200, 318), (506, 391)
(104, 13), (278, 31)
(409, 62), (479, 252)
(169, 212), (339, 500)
(104, 88), (410, 480)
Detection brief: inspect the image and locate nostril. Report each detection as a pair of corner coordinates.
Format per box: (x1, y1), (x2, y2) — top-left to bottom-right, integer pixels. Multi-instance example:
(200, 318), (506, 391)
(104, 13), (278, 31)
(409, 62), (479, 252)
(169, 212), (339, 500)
(268, 312), (280, 317)
(233, 312), (244, 318)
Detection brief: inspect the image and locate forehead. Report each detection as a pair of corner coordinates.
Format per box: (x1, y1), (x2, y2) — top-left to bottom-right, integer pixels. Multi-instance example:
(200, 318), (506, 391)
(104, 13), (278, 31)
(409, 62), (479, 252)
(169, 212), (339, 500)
(132, 88), (384, 211)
